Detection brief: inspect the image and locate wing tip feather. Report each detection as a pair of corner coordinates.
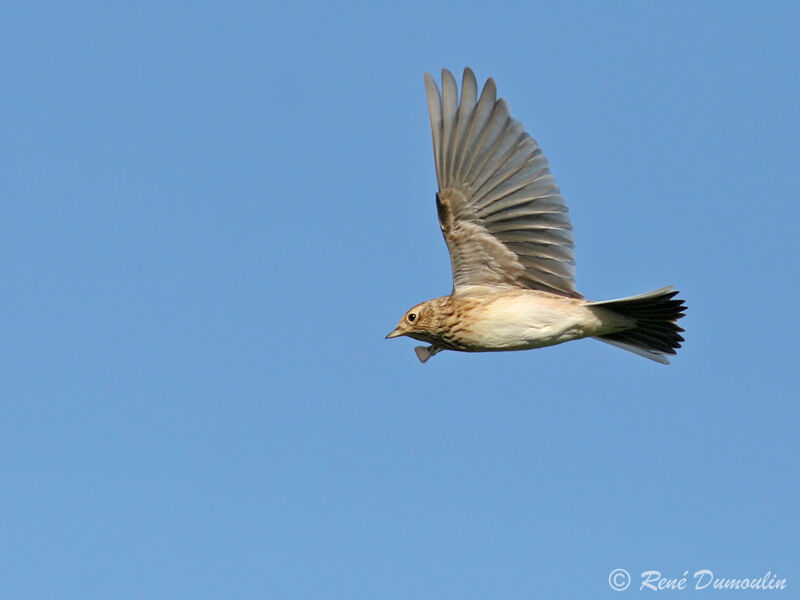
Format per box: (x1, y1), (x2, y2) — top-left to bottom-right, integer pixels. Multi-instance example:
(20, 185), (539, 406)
(423, 68), (580, 298)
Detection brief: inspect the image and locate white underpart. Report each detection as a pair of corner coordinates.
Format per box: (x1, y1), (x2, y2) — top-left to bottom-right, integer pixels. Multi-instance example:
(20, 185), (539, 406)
(464, 293), (623, 351)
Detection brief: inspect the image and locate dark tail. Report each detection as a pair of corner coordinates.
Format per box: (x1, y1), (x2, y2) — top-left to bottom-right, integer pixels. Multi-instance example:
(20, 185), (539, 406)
(590, 287), (687, 364)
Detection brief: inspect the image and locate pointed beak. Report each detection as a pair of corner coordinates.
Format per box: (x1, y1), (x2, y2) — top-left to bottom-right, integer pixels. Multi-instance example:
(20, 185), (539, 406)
(385, 327), (403, 339)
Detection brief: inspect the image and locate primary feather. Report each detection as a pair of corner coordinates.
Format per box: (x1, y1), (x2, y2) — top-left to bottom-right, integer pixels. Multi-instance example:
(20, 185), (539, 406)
(424, 68), (580, 298)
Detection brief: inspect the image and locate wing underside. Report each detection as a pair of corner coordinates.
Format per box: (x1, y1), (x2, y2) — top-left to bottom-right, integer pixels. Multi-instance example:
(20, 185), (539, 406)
(424, 68), (581, 298)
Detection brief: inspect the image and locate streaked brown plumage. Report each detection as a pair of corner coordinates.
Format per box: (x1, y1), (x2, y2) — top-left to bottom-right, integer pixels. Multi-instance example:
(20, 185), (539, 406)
(386, 68), (687, 364)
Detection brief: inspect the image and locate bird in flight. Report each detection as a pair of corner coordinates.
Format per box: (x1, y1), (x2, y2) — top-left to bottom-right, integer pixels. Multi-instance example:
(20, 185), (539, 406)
(386, 68), (687, 364)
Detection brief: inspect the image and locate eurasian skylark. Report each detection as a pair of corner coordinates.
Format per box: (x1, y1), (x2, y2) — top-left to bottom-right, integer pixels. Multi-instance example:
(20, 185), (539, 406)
(387, 68), (687, 364)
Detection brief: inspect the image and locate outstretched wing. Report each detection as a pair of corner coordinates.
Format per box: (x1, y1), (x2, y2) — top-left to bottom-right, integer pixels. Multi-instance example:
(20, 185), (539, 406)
(424, 68), (581, 298)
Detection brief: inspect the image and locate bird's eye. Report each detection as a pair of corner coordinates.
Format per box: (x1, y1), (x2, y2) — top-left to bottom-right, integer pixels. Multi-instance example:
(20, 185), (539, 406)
(407, 313), (417, 322)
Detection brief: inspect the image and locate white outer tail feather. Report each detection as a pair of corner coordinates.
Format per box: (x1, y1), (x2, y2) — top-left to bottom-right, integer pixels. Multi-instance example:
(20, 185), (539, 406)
(593, 337), (671, 364)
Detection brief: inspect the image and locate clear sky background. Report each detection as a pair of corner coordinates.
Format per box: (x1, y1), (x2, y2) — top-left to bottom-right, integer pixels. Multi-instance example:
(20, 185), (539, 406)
(2, 2), (798, 598)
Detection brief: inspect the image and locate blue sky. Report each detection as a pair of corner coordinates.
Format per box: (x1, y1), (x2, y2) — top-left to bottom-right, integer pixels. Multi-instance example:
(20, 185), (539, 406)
(2, 2), (798, 598)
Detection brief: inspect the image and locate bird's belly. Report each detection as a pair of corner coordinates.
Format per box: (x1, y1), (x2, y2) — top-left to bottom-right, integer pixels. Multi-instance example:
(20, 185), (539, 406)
(455, 295), (596, 351)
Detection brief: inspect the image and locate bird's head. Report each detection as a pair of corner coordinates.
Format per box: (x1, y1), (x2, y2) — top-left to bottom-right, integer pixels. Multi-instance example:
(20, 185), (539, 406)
(385, 300), (440, 343)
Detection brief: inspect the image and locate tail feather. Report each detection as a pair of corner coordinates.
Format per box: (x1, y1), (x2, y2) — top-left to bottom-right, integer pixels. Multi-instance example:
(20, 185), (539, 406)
(589, 286), (687, 364)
